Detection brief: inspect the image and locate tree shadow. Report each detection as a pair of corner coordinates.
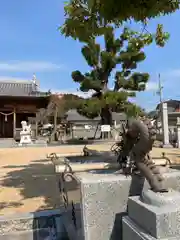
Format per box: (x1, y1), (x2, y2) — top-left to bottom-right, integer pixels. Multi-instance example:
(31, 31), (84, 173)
(164, 152), (180, 157)
(66, 139), (92, 145)
(0, 201), (23, 210)
(31, 159), (50, 163)
(0, 161), (79, 212)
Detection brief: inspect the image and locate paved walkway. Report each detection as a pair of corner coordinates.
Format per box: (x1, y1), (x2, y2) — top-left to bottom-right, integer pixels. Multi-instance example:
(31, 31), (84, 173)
(0, 144), (180, 215)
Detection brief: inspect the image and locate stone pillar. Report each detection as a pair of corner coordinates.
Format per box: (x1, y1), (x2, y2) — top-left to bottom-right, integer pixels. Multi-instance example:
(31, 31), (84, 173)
(177, 117), (180, 148)
(162, 102), (172, 148)
(123, 189), (180, 239)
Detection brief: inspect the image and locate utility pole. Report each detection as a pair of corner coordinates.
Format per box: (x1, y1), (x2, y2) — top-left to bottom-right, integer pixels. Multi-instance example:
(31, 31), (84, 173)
(156, 73), (163, 103)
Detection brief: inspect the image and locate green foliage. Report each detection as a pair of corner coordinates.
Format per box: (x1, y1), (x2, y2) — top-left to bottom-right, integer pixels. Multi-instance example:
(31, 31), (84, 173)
(84, 0), (179, 23)
(66, 26), (157, 120)
(77, 98), (101, 119)
(123, 102), (146, 117)
(60, 0), (172, 121)
(60, 0), (171, 46)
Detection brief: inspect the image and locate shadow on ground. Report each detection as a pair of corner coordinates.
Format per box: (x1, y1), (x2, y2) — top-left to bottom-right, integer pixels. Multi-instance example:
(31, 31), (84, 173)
(0, 161), (79, 211)
(0, 201), (23, 210)
(161, 152), (180, 163)
(165, 152), (180, 157)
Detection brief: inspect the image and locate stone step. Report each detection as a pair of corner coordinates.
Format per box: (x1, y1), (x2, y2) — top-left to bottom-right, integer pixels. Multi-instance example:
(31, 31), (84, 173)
(0, 139), (16, 148)
(0, 228), (68, 240)
(0, 209), (68, 239)
(122, 216), (179, 240)
(127, 189), (180, 239)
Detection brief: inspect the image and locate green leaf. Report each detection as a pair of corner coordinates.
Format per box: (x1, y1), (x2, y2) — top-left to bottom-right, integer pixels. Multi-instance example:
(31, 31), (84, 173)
(71, 71), (84, 82)
(77, 98), (101, 119)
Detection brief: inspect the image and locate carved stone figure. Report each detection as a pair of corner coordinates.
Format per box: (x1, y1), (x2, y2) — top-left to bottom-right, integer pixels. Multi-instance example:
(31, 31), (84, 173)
(19, 121), (32, 146)
(21, 121), (31, 132)
(118, 118), (168, 193)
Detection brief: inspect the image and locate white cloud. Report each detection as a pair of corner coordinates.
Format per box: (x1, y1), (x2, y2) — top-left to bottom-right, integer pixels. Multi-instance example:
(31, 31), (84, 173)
(45, 89), (93, 98)
(48, 83), (158, 99)
(145, 82), (158, 91)
(0, 61), (65, 72)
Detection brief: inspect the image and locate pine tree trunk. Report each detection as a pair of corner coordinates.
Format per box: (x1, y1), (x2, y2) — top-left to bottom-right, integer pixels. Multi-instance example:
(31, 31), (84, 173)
(99, 82), (112, 139)
(100, 106), (112, 139)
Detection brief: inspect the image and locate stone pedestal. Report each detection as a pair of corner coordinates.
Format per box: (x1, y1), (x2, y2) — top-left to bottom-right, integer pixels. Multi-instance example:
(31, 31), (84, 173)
(0, 209), (67, 240)
(19, 121), (32, 146)
(75, 171), (133, 240)
(162, 103), (172, 148)
(19, 132), (32, 146)
(59, 168), (180, 240)
(123, 189), (180, 239)
(176, 117), (180, 148)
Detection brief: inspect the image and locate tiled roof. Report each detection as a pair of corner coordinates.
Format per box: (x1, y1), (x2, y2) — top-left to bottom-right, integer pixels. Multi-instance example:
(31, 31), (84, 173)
(0, 80), (49, 97)
(156, 100), (180, 110)
(66, 109), (127, 122)
(66, 109), (101, 122)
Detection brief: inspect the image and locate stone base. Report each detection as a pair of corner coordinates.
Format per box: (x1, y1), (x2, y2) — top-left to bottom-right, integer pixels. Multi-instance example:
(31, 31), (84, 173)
(0, 208), (67, 239)
(128, 191), (180, 239)
(34, 139), (47, 146)
(19, 134), (32, 145)
(162, 144), (173, 148)
(57, 168), (180, 240)
(122, 216), (178, 240)
(141, 188), (180, 207)
(61, 205), (83, 240)
(75, 171), (143, 240)
(0, 228), (67, 240)
(18, 143), (33, 147)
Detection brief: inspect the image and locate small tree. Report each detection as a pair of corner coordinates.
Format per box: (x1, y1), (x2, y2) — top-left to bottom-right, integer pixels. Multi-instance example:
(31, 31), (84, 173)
(69, 26), (156, 124)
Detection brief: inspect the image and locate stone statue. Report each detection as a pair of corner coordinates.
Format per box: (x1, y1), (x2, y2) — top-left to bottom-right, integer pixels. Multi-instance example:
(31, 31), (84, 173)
(118, 118), (168, 193)
(19, 121), (32, 146)
(21, 121), (31, 132)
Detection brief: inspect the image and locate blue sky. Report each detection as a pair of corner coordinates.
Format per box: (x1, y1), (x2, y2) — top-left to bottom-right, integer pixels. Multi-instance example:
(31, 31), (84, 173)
(0, 1), (180, 111)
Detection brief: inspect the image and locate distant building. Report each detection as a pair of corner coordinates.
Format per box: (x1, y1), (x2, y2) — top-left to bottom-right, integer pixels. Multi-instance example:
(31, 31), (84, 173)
(155, 100), (180, 126)
(66, 109), (127, 126)
(66, 109), (127, 139)
(156, 99), (180, 113)
(0, 76), (50, 139)
(154, 100), (180, 142)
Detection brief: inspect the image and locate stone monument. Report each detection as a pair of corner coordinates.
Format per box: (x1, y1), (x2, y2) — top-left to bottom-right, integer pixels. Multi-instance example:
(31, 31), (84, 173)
(59, 168), (180, 240)
(19, 121), (32, 146)
(52, 149), (180, 240)
(161, 102), (172, 148)
(123, 188), (180, 239)
(177, 117), (180, 148)
(52, 116), (180, 240)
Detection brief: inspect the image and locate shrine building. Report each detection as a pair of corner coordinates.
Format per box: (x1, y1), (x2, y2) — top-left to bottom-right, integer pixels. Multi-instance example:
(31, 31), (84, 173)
(0, 75), (50, 139)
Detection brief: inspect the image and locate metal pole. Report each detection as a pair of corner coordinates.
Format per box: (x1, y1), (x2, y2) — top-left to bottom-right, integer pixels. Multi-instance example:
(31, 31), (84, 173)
(158, 73), (163, 103)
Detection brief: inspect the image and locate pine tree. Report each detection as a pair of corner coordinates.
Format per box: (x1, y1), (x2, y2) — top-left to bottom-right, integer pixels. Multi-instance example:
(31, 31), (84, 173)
(60, 0), (170, 126)
(70, 26), (153, 124)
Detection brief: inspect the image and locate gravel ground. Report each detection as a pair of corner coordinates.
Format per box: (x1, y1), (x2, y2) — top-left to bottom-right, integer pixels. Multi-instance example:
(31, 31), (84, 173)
(0, 144), (179, 215)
